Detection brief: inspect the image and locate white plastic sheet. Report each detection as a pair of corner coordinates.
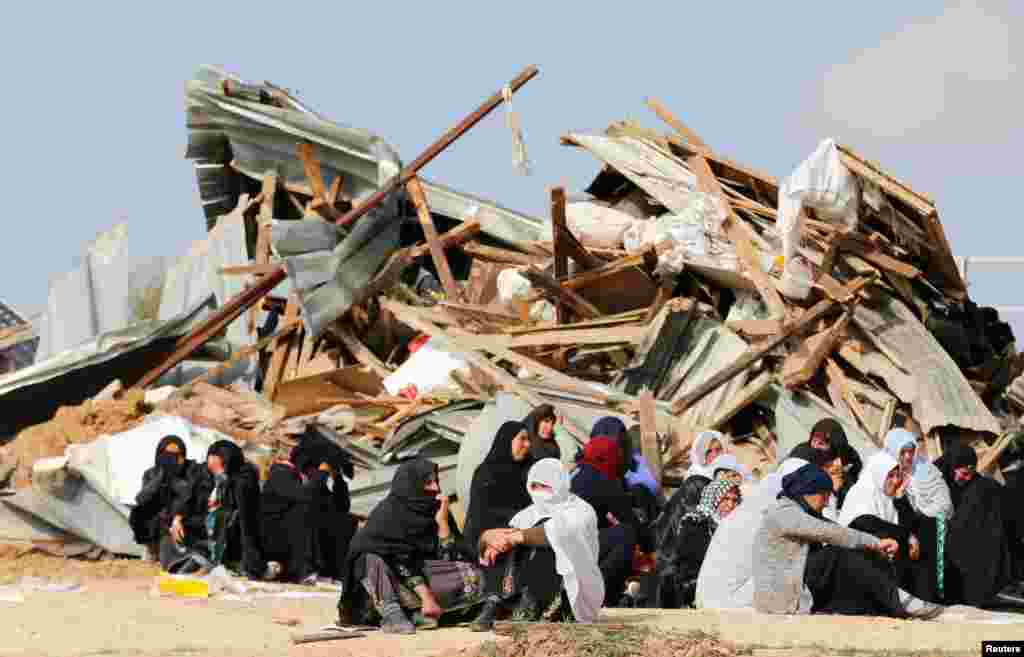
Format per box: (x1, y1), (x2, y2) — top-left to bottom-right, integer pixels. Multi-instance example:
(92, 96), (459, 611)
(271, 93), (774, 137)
(382, 338), (468, 397)
(777, 139), (860, 299)
(564, 201), (638, 248)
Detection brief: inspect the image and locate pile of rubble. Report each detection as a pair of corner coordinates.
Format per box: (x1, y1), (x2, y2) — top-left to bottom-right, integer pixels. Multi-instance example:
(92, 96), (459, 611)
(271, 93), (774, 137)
(0, 64), (1020, 555)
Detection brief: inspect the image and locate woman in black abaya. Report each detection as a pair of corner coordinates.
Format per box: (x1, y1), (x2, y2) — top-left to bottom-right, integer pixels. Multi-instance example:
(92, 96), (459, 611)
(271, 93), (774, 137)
(130, 436), (192, 560)
(261, 446), (331, 584)
(338, 459), (482, 635)
(463, 422), (534, 616)
(936, 442), (1016, 606)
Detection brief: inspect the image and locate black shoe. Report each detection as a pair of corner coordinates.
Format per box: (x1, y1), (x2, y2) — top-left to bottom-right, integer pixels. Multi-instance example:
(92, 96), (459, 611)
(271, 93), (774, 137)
(995, 584), (1024, 608)
(470, 600), (500, 632)
(512, 590), (540, 622)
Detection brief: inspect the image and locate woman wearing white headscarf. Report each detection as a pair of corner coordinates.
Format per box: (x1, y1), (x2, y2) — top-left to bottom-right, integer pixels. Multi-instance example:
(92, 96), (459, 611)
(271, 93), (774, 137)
(687, 431), (731, 480)
(882, 428), (952, 603)
(471, 459), (604, 629)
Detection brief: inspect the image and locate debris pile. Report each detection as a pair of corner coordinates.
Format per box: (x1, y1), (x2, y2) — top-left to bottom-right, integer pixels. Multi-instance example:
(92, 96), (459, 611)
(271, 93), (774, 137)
(0, 64), (1021, 554)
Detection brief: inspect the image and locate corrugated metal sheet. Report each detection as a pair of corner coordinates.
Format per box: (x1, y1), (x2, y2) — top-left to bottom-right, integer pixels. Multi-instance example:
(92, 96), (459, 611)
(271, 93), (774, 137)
(852, 290), (1002, 436)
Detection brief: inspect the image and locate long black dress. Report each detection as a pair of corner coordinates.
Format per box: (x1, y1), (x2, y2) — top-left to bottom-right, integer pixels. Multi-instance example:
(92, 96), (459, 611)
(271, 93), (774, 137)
(206, 440), (267, 579)
(462, 421), (533, 600)
(936, 444), (1015, 606)
(129, 435), (193, 549)
(260, 456), (328, 582)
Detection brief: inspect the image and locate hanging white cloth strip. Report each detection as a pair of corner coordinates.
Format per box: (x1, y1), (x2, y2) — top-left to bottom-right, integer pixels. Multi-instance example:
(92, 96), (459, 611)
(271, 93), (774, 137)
(503, 84), (531, 175)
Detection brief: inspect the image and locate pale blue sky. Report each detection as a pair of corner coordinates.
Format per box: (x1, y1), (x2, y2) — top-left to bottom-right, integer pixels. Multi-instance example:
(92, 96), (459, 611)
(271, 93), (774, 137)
(3, 1), (1021, 328)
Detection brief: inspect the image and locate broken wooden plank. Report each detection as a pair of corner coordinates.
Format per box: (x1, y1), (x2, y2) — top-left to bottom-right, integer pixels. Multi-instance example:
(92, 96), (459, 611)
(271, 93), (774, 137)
(552, 187), (569, 324)
(456, 324), (646, 350)
(780, 311), (851, 388)
(407, 175), (461, 302)
(461, 242), (546, 267)
(670, 276), (871, 415)
(219, 263), (282, 277)
(726, 318), (783, 337)
(408, 219), (482, 260)
(520, 267), (601, 320)
(264, 299), (301, 400)
(637, 389), (663, 493)
(335, 65), (539, 227)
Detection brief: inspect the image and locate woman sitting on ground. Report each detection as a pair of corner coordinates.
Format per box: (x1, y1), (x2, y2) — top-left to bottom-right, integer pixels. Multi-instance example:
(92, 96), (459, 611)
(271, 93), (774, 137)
(838, 449), (936, 601)
(204, 440), (276, 580)
(472, 458), (604, 630)
(791, 419), (862, 505)
(260, 445), (332, 585)
(523, 405), (561, 461)
(463, 422), (534, 625)
(935, 442), (1018, 607)
(338, 459), (482, 635)
(571, 436), (650, 606)
(589, 417), (660, 522)
(878, 428), (951, 602)
(654, 479), (741, 608)
(130, 435), (194, 562)
(687, 431), (731, 480)
(754, 463), (942, 619)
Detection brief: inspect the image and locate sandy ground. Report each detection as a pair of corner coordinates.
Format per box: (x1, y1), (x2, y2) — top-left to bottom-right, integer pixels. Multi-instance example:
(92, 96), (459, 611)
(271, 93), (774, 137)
(3, 555), (1024, 657)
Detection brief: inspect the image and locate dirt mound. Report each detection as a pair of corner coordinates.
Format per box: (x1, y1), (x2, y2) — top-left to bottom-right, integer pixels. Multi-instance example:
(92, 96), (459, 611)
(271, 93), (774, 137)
(484, 624), (737, 657)
(2, 393), (150, 488)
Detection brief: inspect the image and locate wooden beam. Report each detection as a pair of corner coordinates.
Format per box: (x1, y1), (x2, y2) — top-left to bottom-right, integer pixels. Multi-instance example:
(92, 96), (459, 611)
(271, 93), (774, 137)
(552, 187), (569, 324)
(136, 267), (287, 388)
(407, 176), (461, 301)
(219, 263), (282, 277)
(264, 298), (301, 400)
(252, 173), (277, 336)
(670, 276), (871, 415)
(409, 219), (481, 259)
(296, 142), (327, 201)
(644, 97), (710, 150)
(461, 242), (546, 267)
(519, 268), (602, 320)
(335, 65), (540, 228)
(637, 389), (663, 493)
(455, 324), (646, 350)
(726, 318), (784, 337)
(780, 311), (851, 388)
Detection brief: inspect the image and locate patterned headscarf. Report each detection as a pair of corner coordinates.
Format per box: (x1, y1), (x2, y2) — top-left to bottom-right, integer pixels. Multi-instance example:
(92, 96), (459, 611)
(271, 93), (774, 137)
(681, 478), (740, 527)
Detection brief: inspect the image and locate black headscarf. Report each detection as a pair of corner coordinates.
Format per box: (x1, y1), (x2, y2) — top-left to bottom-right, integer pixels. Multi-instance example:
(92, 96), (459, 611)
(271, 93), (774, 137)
(155, 435), (187, 477)
(463, 421), (533, 552)
(207, 440), (244, 477)
(936, 442), (979, 509)
(523, 405), (561, 461)
(292, 429), (356, 479)
(779, 463), (833, 520)
(348, 459), (441, 560)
